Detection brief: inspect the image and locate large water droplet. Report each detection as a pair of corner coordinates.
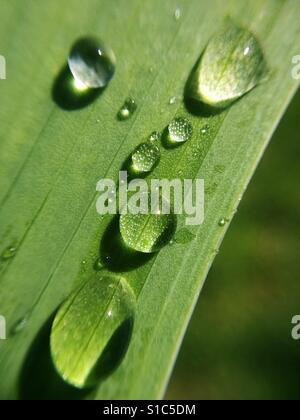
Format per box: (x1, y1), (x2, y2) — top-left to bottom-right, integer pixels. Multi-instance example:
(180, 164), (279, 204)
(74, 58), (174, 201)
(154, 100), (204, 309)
(168, 117), (193, 144)
(50, 272), (135, 389)
(117, 98), (137, 121)
(1, 245), (17, 261)
(131, 142), (160, 174)
(120, 195), (177, 253)
(68, 37), (116, 89)
(188, 20), (267, 108)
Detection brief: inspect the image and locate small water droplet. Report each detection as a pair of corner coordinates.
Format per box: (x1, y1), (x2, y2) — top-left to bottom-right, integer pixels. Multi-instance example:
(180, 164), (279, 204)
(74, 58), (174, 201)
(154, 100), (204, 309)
(104, 254), (112, 263)
(168, 117), (193, 144)
(174, 6), (182, 20)
(174, 228), (196, 245)
(120, 195), (177, 253)
(131, 142), (160, 174)
(117, 98), (137, 121)
(50, 272), (135, 389)
(1, 246), (17, 261)
(68, 37), (116, 89)
(80, 259), (88, 274)
(218, 218), (227, 227)
(10, 315), (29, 336)
(94, 258), (103, 271)
(169, 96), (177, 105)
(244, 46), (250, 56)
(188, 20), (268, 108)
(148, 131), (161, 143)
(200, 123), (210, 135)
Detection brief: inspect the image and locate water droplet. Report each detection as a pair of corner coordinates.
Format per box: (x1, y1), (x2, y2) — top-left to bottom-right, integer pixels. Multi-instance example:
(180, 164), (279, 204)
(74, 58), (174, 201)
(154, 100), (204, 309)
(80, 259), (88, 273)
(94, 258), (103, 271)
(169, 96), (177, 105)
(174, 6), (182, 20)
(200, 124), (210, 135)
(117, 97), (137, 121)
(131, 142), (160, 174)
(168, 117), (193, 144)
(104, 255), (112, 263)
(100, 217), (153, 272)
(1, 246), (17, 261)
(10, 315), (29, 336)
(174, 228), (196, 244)
(120, 195), (177, 253)
(148, 131), (161, 143)
(218, 218), (227, 227)
(50, 272), (135, 389)
(68, 37), (116, 89)
(188, 20), (267, 108)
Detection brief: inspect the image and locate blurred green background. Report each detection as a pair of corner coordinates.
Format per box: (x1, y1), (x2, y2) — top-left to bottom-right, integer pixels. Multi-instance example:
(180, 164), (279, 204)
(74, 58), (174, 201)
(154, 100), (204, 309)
(167, 89), (300, 400)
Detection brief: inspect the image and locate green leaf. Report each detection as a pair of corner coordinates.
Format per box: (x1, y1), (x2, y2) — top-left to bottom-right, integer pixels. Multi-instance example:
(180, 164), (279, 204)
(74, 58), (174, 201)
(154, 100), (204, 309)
(0, 0), (299, 400)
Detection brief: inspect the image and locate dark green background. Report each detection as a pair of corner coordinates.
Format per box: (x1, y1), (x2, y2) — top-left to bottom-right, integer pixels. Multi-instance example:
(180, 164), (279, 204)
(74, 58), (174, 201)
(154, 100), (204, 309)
(168, 89), (300, 400)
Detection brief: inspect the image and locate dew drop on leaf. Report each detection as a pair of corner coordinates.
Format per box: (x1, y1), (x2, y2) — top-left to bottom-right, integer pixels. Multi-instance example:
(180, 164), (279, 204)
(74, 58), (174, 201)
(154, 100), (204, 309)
(174, 6), (182, 21)
(148, 131), (161, 143)
(218, 218), (228, 227)
(168, 117), (193, 144)
(1, 245), (17, 261)
(50, 272), (136, 389)
(188, 20), (267, 108)
(200, 123), (210, 135)
(120, 194), (177, 253)
(94, 258), (103, 271)
(68, 37), (116, 89)
(10, 315), (29, 336)
(169, 96), (177, 105)
(131, 142), (160, 174)
(117, 98), (137, 121)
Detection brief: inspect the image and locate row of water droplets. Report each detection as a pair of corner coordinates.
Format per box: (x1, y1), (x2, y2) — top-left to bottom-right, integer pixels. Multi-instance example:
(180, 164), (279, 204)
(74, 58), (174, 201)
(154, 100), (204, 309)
(3, 17), (267, 390)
